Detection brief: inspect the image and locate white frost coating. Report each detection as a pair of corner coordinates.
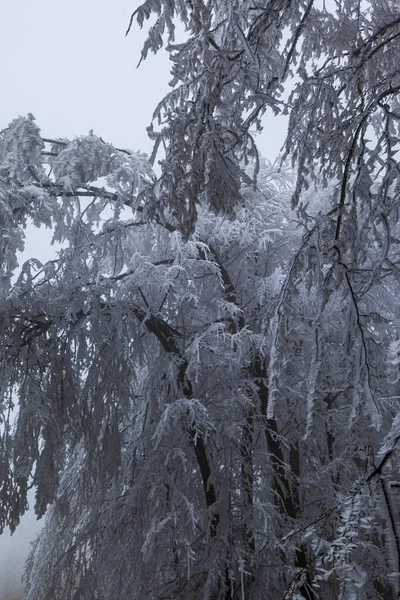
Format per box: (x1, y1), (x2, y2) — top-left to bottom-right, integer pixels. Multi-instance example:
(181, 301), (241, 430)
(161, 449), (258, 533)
(377, 411), (400, 460)
(304, 325), (319, 439)
(141, 517), (172, 557)
(364, 373), (381, 431)
(267, 313), (279, 419)
(238, 557), (248, 600)
(387, 339), (400, 383)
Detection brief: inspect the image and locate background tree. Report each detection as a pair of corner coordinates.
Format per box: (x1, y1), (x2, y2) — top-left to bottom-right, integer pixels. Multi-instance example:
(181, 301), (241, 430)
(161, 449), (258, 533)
(1, 0), (400, 598)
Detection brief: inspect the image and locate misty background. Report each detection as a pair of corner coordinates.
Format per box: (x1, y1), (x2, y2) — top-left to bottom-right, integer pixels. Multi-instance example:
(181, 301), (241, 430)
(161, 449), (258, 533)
(0, 1), (287, 594)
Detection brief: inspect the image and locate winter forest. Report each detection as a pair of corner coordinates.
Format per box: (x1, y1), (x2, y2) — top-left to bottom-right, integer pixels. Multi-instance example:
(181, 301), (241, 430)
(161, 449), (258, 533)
(2, 0), (400, 598)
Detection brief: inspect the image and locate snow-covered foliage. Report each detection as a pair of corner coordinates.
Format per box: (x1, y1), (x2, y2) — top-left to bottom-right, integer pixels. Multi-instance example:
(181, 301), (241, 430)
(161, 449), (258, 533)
(0, 112), (396, 600)
(126, 0), (400, 239)
(2, 0), (400, 598)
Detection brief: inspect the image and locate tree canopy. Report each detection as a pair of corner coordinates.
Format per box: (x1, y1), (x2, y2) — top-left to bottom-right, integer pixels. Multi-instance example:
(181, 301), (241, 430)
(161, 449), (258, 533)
(2, 1), (400, 599)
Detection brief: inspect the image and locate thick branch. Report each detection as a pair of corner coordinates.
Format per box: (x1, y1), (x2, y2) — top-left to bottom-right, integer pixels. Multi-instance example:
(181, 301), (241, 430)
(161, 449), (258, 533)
(252, 354), (315, 599)
(131, 304), (219, 533)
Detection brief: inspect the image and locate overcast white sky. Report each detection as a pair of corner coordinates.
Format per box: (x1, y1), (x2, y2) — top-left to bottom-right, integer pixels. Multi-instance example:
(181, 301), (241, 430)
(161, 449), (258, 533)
(0, 0), (172, 151)
(0, 0), (288, 592)
(0, 0), (286, 159)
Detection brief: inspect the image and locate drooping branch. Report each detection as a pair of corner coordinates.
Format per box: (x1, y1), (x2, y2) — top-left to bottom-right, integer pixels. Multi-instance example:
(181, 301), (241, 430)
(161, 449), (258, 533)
(130, 302), (219, 534)
(252, 354), (316, 600)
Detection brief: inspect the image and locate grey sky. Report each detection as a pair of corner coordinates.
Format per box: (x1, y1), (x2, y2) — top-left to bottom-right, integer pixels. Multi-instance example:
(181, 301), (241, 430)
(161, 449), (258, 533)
(0, 0), (286, 157)
(0, 1), (288, 594)
(0, 0), (171, 152)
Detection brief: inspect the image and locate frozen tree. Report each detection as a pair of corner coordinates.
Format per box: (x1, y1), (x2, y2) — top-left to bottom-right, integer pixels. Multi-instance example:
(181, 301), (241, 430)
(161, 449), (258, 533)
(1, 0), (400, 598)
